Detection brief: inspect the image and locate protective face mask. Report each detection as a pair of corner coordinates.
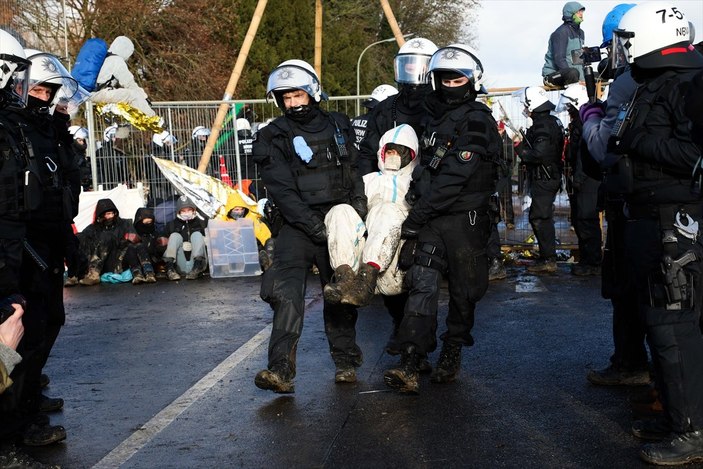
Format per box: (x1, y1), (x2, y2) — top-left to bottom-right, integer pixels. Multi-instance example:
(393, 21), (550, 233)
(178, 212), (195, 221)
(572, 13), (583, 25)
(384, 154), (401, 171)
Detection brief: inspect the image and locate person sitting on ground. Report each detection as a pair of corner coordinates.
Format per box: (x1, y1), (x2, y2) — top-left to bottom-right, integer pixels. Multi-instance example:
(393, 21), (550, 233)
(163, 196), (208, 281)
(132, 207), (166, 283)
(323, 124), (419, 307)
(77, 198), (147, 285)
(90, 36), (156, 117)
(221, 190), (274, 271)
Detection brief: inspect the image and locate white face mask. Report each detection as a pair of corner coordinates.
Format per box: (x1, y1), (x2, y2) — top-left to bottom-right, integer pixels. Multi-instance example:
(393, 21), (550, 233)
(384, 154), (401, 171)
(178, 212), (195, 221)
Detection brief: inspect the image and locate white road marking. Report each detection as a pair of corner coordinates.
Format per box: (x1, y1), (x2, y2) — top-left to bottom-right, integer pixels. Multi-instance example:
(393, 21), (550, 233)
(514, 274), (547, 292)
(92, 324), (272, 469)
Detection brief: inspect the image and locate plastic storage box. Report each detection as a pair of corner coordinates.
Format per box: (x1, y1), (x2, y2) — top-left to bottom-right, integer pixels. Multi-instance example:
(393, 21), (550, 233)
(205, 218), (262, 278)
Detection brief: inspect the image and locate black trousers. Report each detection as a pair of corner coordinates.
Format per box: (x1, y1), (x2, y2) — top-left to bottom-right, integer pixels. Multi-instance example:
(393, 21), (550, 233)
(624, 214), (703, 432)
(261, 223), (362, 375)
(601, 200), (648, 371)
(529, 177), (561, 260)
(572, 176), (603, 266)
(396, 211), (490, 355)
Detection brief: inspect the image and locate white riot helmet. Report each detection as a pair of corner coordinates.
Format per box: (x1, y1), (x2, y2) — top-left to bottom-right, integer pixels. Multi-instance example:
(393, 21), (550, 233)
(25, 49), (79, 108)
(362, 84), (398, 109)
(103, 124), (118, 142)
(266, 59), (323, 110)
(556, 83), (589, 112)
(236, 118), (251, 131)
(73, 127), (89, 140)
(612, 2), (703, 69)
(191, 125), (210, 140)
(0, 29), (30, 109)
(513, 86), (555, 115)
(394, 38), (438, 85)
(428, 44), (487, 97)
(153, 130), (177, 147)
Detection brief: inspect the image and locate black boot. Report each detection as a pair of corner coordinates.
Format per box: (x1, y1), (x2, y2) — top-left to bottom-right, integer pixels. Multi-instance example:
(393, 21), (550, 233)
(323, 264), (356, 304)
(640, 431), (703, 465)
(163, 257), (181, 281)
(383, 345), (421, 394)
(431, 342), (462, 383)
(186, 256), (207, 280)
(254, 363), (294, 394)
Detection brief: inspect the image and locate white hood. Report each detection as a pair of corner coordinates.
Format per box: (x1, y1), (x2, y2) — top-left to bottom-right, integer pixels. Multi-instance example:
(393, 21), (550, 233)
(376, 124), (419, 176)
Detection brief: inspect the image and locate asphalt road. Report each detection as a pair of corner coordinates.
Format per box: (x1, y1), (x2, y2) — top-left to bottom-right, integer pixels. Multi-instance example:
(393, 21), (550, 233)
(22, 265), (702, 468)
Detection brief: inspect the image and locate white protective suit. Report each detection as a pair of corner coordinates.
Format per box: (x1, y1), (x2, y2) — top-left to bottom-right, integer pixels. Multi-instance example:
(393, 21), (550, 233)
(325, 124), (419, 296)
(91, 36), (155, 117)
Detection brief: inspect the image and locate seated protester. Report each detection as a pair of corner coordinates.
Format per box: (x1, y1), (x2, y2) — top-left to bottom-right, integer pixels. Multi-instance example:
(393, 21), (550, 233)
(323, 124), (419, 307)
(163, 196), (208, 281)
(77, 198), (145, 286)
(221, 189), (274, 271)
(132, 207), (167, 283)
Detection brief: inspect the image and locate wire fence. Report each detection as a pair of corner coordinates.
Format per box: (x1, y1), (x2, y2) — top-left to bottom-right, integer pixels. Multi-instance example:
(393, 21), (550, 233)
(79, 89), (582, 252)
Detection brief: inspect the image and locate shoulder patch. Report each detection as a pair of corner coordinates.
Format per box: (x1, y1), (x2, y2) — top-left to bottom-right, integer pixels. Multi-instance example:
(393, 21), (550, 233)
(457, 151), (474, 163)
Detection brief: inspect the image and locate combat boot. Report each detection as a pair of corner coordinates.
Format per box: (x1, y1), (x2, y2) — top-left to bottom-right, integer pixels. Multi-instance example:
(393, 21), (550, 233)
(431, 342), (462, 384)
(527, 259), (557, 274)
(341, 263), (379, 307)
(334, 363), (357, 383)
(254, 363), (294, 394)
(131, 268), (146, 285)
(640, 431), (703, 465)
(79, 268), (101, 286)
(64, 276), (79, 287)
(488, 258), (507, 281)
(143, 263), (157, 283)
(22, 421), (66, 446)
(323, 264), (356, 304)
(383, 345), (421, 394)
(186, 256), (207, 280)
(164, 258), (181, 281)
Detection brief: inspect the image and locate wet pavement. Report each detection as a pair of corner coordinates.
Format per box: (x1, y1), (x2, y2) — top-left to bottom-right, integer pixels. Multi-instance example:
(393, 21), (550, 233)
(22, 265), (701, 468)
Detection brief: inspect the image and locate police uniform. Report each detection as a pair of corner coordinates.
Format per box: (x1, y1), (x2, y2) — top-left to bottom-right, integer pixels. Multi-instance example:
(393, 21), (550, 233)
(253, 106), (366, 384)
(519, 108), (564, 265)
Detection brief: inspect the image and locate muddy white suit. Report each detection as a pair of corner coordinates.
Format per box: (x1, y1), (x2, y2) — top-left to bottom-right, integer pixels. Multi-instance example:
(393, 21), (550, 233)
(325, 124), (419, 296)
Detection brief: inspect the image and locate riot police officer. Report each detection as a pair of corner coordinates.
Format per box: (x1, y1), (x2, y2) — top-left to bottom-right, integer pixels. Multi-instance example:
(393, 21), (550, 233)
(607, 3), (703, 465)
(252, 59), (367, 393)
(350, 83), (397, 151)
(515, 86), (565, 274)
(384, 44), (502, 394)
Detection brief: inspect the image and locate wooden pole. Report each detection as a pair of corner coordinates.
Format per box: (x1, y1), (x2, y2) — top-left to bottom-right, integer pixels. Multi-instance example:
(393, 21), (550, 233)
(197, 0), (268, 173)
(314, 0), (322, 81)
(379, 0), (406, 47)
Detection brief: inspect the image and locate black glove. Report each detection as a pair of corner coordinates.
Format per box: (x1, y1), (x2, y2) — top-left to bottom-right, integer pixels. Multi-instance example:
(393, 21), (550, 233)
(350, 198), (368, 221)
(398, 239), (417, 271)
(309, 221), (327, 245)
(400, 221), (420, 239)
(614, 127), (647, 155)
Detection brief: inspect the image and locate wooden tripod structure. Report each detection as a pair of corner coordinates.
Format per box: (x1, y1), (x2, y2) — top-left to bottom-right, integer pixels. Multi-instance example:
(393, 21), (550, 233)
(196, 0), (408, 174)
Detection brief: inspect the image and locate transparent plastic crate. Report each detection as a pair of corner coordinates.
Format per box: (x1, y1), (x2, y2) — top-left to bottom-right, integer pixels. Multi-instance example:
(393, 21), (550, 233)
(205, 218), (262, 278)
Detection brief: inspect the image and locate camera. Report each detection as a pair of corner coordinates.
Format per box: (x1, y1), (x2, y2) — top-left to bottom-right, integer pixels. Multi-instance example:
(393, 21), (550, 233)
(571, 46), (602, 65)
(0, 294), (26, 325)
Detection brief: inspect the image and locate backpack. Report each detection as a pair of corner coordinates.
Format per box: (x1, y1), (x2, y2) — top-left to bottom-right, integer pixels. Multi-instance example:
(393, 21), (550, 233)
(71, 38), (109, 92)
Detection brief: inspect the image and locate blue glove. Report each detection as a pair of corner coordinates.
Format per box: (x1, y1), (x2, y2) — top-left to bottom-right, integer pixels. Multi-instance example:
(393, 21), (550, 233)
(293, 136), (313, 163)
(579, 102), (605, 123)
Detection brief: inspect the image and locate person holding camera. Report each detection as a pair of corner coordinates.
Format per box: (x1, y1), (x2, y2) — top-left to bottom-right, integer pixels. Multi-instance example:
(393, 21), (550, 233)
(542, 1), (586, 87)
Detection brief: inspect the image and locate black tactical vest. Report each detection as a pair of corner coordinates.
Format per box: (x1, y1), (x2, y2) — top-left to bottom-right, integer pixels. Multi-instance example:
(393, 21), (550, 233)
(0, 118), (42, 219)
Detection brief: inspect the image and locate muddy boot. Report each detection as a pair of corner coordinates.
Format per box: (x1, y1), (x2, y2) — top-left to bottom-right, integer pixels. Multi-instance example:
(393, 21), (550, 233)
(383, 345), (421, 394)
(64, 276), (79, 287)
(527, 258), (557, 274)
(186, 256), (207, 280)
(131, 268), (146, 285)
(143, 263), (157, 283)
(254, 363), (294, 394)
(79, 268), (101, 286)
(431, 342), (462, 384)
(323, 264), (356, 304)
(258, 238), (275, 272)
(488, 257), (507, 281)
(164, 258), (181, 281)
(334, 363), (357, 383)
(341, 263), (379, 307)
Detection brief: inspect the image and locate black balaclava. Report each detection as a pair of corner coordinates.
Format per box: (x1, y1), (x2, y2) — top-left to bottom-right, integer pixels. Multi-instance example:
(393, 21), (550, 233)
(437, 71), (474, 104)
(275, 90), (319, 124)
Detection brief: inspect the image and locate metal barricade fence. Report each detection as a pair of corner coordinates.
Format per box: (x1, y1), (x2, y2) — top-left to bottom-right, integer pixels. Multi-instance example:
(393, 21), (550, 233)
(81, 89), (580, 253)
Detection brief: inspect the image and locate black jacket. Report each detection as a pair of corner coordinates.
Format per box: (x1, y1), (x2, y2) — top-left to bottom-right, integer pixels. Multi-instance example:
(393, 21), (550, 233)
(519, 110), (565, 169)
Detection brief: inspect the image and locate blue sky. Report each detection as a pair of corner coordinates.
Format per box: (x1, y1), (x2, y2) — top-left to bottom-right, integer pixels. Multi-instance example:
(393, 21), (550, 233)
(475, 0), (703, 88)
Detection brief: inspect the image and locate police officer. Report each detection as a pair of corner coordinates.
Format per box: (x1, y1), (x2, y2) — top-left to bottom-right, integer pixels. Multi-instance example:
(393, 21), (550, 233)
(350, 83), (397, 151)
(252, 59), (367, 393)
(4, 49), (81, 446)
(515, 86), (565, 274)
(606, 3), (703, 464)
(358, 38), (437, 357)
(579, 2), (650, 388)
(384, 44), (502, 394)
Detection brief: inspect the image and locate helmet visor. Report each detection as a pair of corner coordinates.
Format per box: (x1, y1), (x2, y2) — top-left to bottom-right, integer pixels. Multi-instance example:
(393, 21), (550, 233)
(555, 94), (576, 113)
(0, 53), (30, 108)
(266, 64), (319, 103)
(611, 29), (635, 70)
(394, 54), (431, 85)
(28, 53), (79, 104)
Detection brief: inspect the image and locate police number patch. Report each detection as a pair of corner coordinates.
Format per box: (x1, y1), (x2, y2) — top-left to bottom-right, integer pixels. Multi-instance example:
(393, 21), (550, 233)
(457, 151), (474, 163)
